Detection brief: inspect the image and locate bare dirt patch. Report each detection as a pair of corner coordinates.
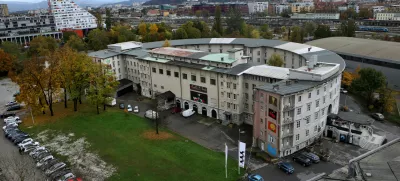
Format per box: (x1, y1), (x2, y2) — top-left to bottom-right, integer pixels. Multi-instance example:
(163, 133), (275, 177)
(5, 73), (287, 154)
(141, 130), (175, 140)
(35, 130), (116, 180)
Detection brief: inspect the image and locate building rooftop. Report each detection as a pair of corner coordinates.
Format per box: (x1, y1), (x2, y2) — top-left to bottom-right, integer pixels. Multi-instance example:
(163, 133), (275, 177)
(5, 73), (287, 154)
(306, 37), (400, 64)
(108, 41), (143, 52)
(358, 138), (400, 181)
(238, 65), (290, 80)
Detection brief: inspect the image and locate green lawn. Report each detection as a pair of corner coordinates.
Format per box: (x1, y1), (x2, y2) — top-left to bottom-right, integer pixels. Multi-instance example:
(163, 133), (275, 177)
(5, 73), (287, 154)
(23, 108), (242, 181)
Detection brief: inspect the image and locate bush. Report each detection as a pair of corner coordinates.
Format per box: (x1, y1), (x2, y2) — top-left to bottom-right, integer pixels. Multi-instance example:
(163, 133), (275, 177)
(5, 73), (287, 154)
(368, 105), (374, 111)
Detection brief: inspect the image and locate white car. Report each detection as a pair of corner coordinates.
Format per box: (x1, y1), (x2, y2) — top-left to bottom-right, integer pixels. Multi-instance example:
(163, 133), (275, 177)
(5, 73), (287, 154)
(182, 109), (196, 118)
(19, 141), (39, 150)
(3, 122), (18, 130)
(57, 173), (75, 181)
(36, 155), (54, 167)
(45, 162), (66, 175)
(5, 101), (17, 107)
(127, 104), (132, 112)
(133, 106), (139, 113)
(4, 116), (21, 124)
(340, 88), (348, 94)
(18, 138), (34, 147)
(29, 146), (46, 156)
(144, 110), (158, 120)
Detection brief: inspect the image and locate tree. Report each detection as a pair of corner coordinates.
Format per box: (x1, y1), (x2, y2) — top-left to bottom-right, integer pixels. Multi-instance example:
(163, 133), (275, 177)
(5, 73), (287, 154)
(358, 8), (373, 19)
(377, 86), (396, 113)
(226, 8), (244, 35)
(95, 13), (103, 30)
(0, 49), (14, 74)
(314, 24), (332, 39)
(65, 35), (87, 52)
(267, 53), (284, 67)
(351, 68), (386, 104)
(0, 41), (20, 58)
(211, 30), (221, 38)
(195, 10), (202, 18)
(260, 24), (273, 39)
(290, 26), (303, 43)
(162, 39), (171, 47)
(281, 9), (291, 18)
(110, 25), (136, 43)
(212, 6), (223, 36)
(27, 36), (58, 57)
(62, 31), (78, 42)
(138, 22), (147, 39)
(339, 20), (356, 37)
(149, 23), (159, 34)
(303, 22), (316, 37)
(250, 29), (260, 39)
(88, 29), (110, 51)
(340, 8), (357, 20)
(105, 8), (112, 31)
(173, 28), (188, 39)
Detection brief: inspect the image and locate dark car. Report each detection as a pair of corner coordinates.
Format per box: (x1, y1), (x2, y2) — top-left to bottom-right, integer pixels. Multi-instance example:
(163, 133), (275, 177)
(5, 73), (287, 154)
(13, 135), (30, 144)
(40, 159), (60, 171)
(119, 103), (125, 109)
(0, 112), (16, 119)
(300, 152), (320, 163)
(7, 130), (26, 139)
(50, 168), (71, 180)
(171, 107), (182, 114)
(370, 113), (384, 121)
(277, 162), (294, 174)
(7, 104), (21, 111)
(34, 152), (52, 162)
(248, 174), (264, 181)
(293, 154), (312, 167)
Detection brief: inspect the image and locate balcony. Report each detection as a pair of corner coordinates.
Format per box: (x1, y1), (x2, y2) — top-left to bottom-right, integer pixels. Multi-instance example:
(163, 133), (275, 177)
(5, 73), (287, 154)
(281, 117), (294, 125)
(281, 130), (294, 138)
(283, 104), (295, 111)
(281, 144), (293, 150)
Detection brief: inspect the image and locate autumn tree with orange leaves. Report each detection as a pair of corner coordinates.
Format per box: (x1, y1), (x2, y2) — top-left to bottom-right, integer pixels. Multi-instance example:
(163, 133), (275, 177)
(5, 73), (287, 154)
(0, 49), (14, 74)
(341, 66), (360, 88)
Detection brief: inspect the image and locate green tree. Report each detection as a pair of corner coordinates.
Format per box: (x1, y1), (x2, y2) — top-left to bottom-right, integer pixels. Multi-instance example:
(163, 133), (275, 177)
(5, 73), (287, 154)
(195, 10), (202, 18)
(250, 29), (260, 39)
(27, 36), (58, 57)
(88, 29), (110, 51)
(290, 26), (303, 43)
(351, 68), (386, 104)
(267, 53), (284, 67)
(260, 24), (273, 39)
(339, 20), (356, 37)
(211, 30), (221, 38)
(138, 22), (148, 38)
(358, 8), (373, 19)
(174, 28), (188, 39)
(0, 49), (14, 74)
(0, 41), (20, 58)
(340, 8), (357, 20)
(212, 6), (223, 36)
(280, 9), (291, 18)
(314, 24), (332, 39)
(303, 22), (316, 36)
(95, 13), (103, 30)
(105, 8), (112, 31)
(226, 8), (244, 35)
(65, 35), (87, 52)
(111, 25), (136, 43)
(62, 31), (78, 42)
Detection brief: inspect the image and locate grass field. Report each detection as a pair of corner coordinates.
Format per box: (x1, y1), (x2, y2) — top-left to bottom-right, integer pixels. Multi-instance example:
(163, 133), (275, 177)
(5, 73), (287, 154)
(22, 104), (242, 181)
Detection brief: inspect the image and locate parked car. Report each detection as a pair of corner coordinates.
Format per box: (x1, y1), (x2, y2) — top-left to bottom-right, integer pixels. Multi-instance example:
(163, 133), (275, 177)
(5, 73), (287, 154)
(293, 154), (312, 167)
(248, 174), (264, 181)
(300, 152), (320, 163)
(144, 110), (158, 119)
(55, 172), (75, 181)
(45, 162), (67, 175)
(119, 103), (125, 109)
(7, 104), (21, 111)
(127, 105), (132, 112)
(20, 145), (40, 154)
(29, 146), (47, 156)
(12, 134), (30, 144)
(36, 155), (54, 167)
(5, 129), (22, 138)
(277, 162), (294, 174)
(49, 168), (70, 179)
(4, 116), (20, 123)
(182, 109), (195, 118)
(40, 159), (59, 171)
(17, 138), (34, 147)
(3, 122), (18, 131)
(340, 88), (348, 94)
(32, 150), (50, 160)
(370, 113), (384, 121)
(171, 107), (182, 114)
(34, 152), (51, 162)
(67, 178), (82, 181)
(133, 106), (139, 113)
(0, 112), (16, 119)
(5, 101), (18, 107)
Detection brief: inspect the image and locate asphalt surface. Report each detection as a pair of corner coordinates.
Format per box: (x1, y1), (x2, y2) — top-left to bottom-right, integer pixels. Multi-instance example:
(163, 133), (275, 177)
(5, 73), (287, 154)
(0, 78), (45, 180)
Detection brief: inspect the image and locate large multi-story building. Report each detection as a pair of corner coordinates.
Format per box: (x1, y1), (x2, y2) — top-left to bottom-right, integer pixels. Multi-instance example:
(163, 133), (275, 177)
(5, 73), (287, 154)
(375, 13), (400, 21)
(275, 4), (290, 15)
(48, 0), (97, 31)
(290, 13), (340, 20)
(191, 2), (249, 15)
(0, 15), (61, 44)
(290, 2), (314, 13)
(248, 2), (269, 14)
(88, 39), (345, 150)
(0, 4), (9, 17)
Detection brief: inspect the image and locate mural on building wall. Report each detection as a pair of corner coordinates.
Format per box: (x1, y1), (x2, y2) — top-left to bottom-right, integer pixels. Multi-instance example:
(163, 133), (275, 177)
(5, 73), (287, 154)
(268, 108), (277, 119)
(190, 84), (208, 104)
(269, 95), (277, 107)
(267, 144), (277, 157)
(268, 121), (277, 133)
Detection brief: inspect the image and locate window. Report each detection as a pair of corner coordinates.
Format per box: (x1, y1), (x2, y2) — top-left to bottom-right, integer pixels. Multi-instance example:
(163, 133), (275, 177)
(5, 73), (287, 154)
(221, 92), (224, 97)
(296, 120), (300, 128)
(321, 108), (325, 116)
(210, 79), (216, 85)
(308, 92), (311, 99)
(269, 134), (274, 143)
(297, 107), (301, 115)
(159, 69), (163, 74)
(252, 84), (256, 89)
(118, 68), (120, 73)
(314, 125), (317, 132)
(324, 86), (327, 92)
(317, 89), (320, 95)
(234, 94), (237, 100)
(112, 61), (115, 67)
(260, 118), (263, 124)
(182, 73), (187, 79)
(221, 82), (224, 86)
(227, 93), (231, 98)
(161, 86), (164, 89)
(315, 112), (319, 120)
(154, 84), (157, 87)
(227, 83), (231, 88)
(245, 83), (249, 89)
(227, 102), (230, 108)
(245, 93), (249, 99)
(298, 96), (302, 102)
(296, 134), (300, 141)
(316, 99), (320, 107)
(260, 131), (263, 136)
(330, 92), (332, 99)
(307, 103), (311, 111)
(166, 70), (171, 76)
(306, 130), (309, 136)
(323, 96), (326, 104)
(305, 116), (310, 124)
(191, 75), (196, 81)
(233, 84), (236, 89)
(199, 77), (206, 83)
(234, 104), (237, 110)
(118, 61), (120, 66)
(174, 72), (179, 78)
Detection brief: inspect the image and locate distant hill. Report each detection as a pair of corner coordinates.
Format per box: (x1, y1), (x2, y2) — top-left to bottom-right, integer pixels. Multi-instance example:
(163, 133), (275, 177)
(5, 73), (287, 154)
(0, 0), (128, 12)
(143, 0), (184, 5)
(100, 0), (148, 7)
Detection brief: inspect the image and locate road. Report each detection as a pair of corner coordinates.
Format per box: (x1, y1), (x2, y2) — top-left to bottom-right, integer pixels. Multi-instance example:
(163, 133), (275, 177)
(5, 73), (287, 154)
(0, 78), (45, 180)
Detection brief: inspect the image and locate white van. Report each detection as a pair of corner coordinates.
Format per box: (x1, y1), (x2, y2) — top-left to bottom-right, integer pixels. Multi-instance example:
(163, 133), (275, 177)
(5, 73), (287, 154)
(182, 109), (195, 118)
(144, 110), (158, 119)
(106, 98), (116, 106)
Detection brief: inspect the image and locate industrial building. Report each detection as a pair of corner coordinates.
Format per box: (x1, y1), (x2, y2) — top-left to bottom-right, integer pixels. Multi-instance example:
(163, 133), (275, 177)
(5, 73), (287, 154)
(290, 13), (340, 20)
(89, 38), (345, 157)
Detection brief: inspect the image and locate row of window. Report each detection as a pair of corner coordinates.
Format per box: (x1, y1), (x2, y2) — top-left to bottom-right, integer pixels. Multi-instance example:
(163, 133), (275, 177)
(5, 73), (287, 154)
(296, 107), (327, 128)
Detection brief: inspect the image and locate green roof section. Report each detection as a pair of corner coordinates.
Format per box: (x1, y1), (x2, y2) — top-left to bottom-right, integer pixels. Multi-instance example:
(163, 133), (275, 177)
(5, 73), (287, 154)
(202, 66), (215, 71)
(199, 53), (236, 64)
